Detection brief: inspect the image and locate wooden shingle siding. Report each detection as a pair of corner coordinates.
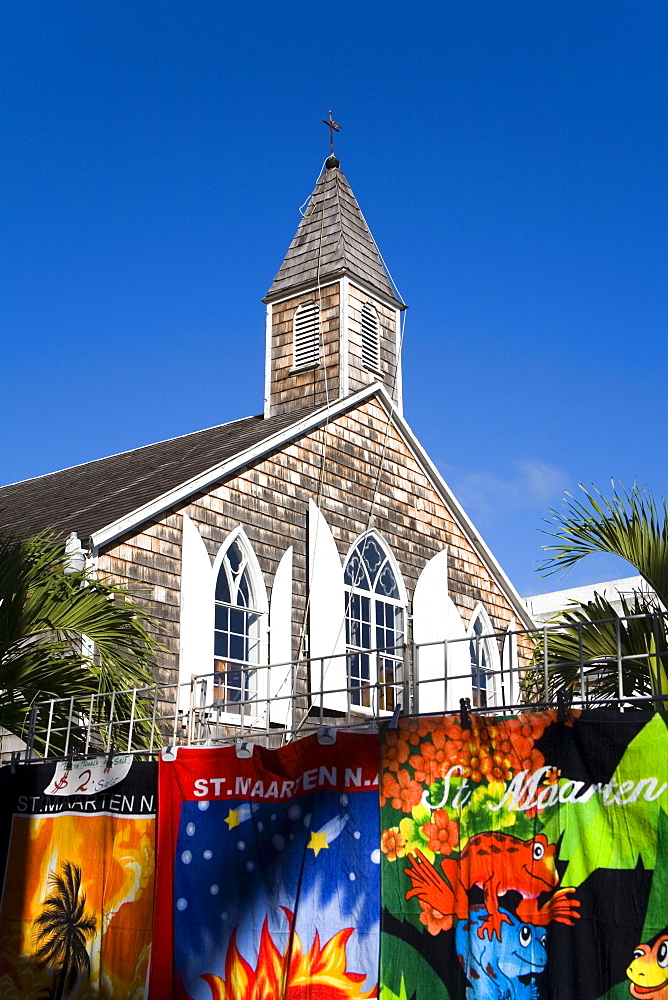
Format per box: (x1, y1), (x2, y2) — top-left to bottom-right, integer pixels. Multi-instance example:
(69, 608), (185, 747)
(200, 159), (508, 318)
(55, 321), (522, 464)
(347, 284), (399, 404)
(269, 286), (340, 416)
(98, 397), (528, 695)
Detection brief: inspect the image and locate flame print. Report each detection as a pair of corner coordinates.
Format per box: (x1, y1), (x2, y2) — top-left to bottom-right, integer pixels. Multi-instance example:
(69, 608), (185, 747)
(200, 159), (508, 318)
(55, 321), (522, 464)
(186, 909), (376, 1000)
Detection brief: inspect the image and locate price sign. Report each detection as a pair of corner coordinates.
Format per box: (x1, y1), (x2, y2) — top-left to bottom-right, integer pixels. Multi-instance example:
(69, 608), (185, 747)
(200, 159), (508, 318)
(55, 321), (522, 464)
(45, 754), (133, 796)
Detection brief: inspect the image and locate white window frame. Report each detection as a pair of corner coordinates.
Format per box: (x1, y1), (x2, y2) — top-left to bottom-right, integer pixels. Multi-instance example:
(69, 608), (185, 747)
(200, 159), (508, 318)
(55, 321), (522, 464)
(212, 527), (269, 726)
(361, 302), (381, 372)
(292, 301), (321, 370)
(467, 602), (502, 709)
(343, 530), (407, 715)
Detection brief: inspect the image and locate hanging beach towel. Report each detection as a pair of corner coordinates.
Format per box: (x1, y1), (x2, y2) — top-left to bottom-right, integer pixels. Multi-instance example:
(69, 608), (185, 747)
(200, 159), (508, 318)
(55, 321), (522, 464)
(151, 732), (380, 1000)
(0, 758), (156, 999)
(379, 710), (668, 1000)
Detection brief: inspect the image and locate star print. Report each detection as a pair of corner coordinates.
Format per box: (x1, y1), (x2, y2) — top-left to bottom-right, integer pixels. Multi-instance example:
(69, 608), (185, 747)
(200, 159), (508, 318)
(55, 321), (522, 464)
(307, 831), (329, 857)
(225, 809), (240, 830)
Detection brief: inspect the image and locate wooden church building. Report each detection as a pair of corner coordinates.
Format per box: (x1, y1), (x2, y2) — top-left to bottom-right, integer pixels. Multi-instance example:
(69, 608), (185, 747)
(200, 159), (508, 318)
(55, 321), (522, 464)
(0, 154), (533, 729)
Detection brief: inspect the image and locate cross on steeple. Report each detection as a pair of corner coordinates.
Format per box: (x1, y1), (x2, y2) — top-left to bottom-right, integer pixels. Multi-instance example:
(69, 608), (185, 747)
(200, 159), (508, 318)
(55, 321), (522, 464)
(322, 110), (341, 156)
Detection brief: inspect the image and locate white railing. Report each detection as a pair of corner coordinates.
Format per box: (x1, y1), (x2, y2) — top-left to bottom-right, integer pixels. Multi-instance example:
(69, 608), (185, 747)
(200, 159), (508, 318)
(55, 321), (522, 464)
(3, 611), (667, 763)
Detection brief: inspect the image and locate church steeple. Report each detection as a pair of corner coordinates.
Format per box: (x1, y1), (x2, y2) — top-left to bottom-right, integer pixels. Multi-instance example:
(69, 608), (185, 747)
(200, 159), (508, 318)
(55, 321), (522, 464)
(263, 158), (406, 418)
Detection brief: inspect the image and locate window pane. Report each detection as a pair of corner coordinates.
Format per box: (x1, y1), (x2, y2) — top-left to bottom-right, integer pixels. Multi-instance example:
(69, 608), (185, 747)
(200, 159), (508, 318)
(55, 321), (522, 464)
(215, 568), (231, 603)
(344, 551), (369, 591)
(362, 537), (383, 579)
(348, 652), (371, 708)
(227, 669), (242, 702)
(229, 634), (245, 662)
(362, 621), (371, 649)
(214, 631), (229, 658)
(378, 657), (398, 711)
(227, 542), (242, 575)
(238, 571), (251, 608)
(229, 608), (245, 636)
(215, 604), (230, 630)
(376, 562), (399, 598)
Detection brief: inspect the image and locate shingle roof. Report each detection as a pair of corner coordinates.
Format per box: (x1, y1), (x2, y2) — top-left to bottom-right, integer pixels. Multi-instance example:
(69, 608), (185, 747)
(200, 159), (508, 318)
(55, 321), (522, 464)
(265, 165), (399, 302)
(0, 405), (317, 543)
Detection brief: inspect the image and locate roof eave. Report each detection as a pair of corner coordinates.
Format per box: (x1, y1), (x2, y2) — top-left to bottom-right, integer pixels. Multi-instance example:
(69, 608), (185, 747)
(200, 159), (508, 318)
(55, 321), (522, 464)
(89, 384), (384, 550)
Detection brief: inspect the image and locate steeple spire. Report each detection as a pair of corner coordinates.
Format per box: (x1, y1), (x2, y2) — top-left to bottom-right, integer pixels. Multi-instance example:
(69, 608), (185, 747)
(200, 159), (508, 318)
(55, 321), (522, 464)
(263, 158), (406, 420)
(264, 165), (399, 304)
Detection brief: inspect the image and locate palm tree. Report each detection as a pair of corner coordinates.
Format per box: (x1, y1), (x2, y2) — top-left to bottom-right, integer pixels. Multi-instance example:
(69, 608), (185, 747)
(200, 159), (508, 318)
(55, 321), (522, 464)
(34, 861), (97, 1000)
(0, 530), (163, 752)
(533, 482), (668, 708)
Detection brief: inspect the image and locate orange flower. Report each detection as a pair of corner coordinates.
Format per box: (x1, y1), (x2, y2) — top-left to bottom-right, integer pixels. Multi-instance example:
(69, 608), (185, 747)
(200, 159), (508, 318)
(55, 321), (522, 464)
(381, 827), (407, 860)
(422, 810), (459, 855)
(515, 747), (545, 774)
(417, 899), (454, 936)
(381, 729), (410, 772)
(409, 740), (462, 785)
(382, 769), (423, 813)
(508, 711), (554, 741)
(488, 751), (513, 783)
(381, 772), (401, 808)
(398, 716), (435, 746)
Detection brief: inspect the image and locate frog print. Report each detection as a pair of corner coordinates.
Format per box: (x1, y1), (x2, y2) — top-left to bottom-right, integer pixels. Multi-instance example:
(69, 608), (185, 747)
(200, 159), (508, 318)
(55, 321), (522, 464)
(406, 831), (579, 940)
(455, 907), (548, 1000)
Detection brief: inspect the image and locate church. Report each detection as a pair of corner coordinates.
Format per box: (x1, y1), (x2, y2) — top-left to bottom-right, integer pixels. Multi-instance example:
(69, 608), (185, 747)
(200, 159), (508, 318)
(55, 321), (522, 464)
(0, 152), (534, 731)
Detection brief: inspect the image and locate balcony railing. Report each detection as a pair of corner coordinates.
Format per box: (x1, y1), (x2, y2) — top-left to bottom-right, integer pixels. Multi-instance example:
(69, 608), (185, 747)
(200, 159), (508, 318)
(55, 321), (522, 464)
(3, 611), (667, 762)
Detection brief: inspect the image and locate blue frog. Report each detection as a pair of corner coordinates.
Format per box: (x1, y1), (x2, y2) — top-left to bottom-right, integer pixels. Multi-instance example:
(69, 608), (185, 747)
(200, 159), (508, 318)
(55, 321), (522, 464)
(454, 906), (548, 1000)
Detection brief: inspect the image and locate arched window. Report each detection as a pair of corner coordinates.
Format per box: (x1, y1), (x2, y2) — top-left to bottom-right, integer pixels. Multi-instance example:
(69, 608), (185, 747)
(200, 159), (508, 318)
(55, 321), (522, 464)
(361, 302), (381, 371)
(293, 301), (320, 369)
(468, 604), (501, 708)
(213, 532), (266, 717)
(344, 533), (405, 712)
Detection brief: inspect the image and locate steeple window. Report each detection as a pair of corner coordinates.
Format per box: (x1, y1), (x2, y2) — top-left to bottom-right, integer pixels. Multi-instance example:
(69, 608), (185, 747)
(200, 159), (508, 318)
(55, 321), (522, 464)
(361, 302), (381, 372)
(293, 301), (320, 369)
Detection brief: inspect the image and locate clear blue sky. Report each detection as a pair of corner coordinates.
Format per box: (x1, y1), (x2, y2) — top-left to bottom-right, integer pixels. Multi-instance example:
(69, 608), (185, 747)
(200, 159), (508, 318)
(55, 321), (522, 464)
(1, 1), (666, 596)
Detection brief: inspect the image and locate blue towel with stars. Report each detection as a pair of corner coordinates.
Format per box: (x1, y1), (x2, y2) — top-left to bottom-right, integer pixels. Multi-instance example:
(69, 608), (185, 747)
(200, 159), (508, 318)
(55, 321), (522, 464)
(151, 733), (380, 999)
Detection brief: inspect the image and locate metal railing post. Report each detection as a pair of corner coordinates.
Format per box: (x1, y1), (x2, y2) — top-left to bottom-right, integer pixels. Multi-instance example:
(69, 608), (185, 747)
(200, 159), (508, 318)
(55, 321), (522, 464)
(149, 686), (158, 753)
(63, 697), (75, 756)
(106, 690), (116, 752)
(319, 657), (325, 726)
(414, 644), (420, 715)
(578, 622), (586, 703)
(127, 687), (137, 752)
(616, 617), (624, 703)
(26, 706), (37, 762)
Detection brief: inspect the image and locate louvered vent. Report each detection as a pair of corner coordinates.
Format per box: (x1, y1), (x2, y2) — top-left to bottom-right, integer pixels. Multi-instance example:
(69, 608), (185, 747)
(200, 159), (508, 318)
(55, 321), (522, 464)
(293, 302), (320, 369)
(361, 303), (381, 371)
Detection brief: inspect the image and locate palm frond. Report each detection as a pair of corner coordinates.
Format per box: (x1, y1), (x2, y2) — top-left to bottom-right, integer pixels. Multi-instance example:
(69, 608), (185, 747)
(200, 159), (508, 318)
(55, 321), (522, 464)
(0, 530), (164, 751)
(539, 482), (668, 608)
(526, 592), (668, 712)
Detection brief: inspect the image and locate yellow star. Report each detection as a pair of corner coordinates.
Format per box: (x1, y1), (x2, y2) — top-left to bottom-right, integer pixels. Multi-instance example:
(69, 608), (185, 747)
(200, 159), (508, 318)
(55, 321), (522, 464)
(307, 830), (329, 857)
(225, 809), (240, 830)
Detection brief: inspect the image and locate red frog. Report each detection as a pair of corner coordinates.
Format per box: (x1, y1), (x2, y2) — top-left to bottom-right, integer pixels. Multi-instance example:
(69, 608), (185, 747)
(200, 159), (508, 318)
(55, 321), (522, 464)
(405, 831), (580, 940)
